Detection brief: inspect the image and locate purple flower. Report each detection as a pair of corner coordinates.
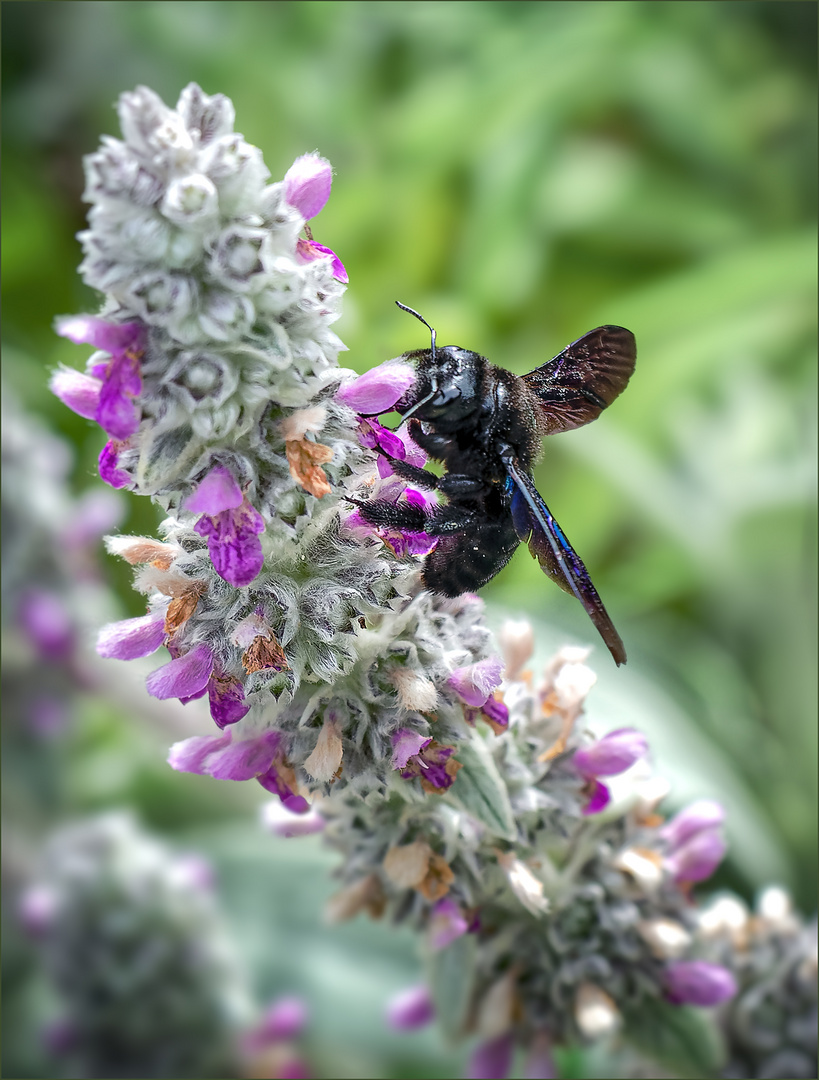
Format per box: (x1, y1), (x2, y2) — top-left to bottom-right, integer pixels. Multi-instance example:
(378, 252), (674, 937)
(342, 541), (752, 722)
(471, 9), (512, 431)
(338, 362), (416, 415)
(253, 996), (308, 1044)
(18, 885), (59, 938)
(193, 496), (265, 588)
(661, 799), (726, 884)
(357, 418), (410, 479)
(207, 671), (250, 727)
(284, 154), (333, 220)
(467, 694), (509, 735)
(400, 739), (461, 792)
(572, 729), (647, 816)
(385, 985), (435, 1030)
(183, 465), (243, 514)
(56, 313), (144, 355)
(257, 762), (308, 811)
(98, 440), (132, 488)
(207, 729), (282, 780)
(283, 153), (347, 283)
(55, 315), (145, 439)
(167, 731), (232, 774)
(447, 656), (504, 708)
(97, 349), (142, 438)
(428, 897), (469, 950)
(49, 367), (102, 420)
(660, 800), (725, 849)
(296, 237), (348, 283)
(168, 729), (282, 781)
(146, 641), (214, 700)
(385, 528), (438, 558)
(391, 728), (431, 770)
(97, 612), (166, 660)
(17, 590), (74, 661)
(344, 506), (437, 560)
(662, 960), (737, 1006)
(583, 778), (612, 816)
(573, 728), (648, 778)
(467, 1032), (515, 1080)
(664, 828), (726, 884)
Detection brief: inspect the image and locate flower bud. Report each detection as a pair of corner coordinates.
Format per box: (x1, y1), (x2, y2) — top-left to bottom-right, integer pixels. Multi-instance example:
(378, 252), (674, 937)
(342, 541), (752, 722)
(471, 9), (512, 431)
(663, 960), (737, 1006)
(385, 985), (435, 1030)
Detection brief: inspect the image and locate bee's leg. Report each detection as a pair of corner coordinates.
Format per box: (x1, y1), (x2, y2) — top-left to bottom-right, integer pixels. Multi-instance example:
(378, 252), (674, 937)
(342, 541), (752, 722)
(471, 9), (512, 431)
(437, 473), (488, 498)
(423, 504), (479, 535)
(376, 451), (439, 490)
(351, 498), (428, 531)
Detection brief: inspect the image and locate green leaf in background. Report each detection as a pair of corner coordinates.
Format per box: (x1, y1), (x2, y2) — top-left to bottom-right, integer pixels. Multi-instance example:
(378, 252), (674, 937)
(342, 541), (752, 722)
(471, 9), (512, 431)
(424, 929), (478, 1043)
(622, 997), (726, 1079)
(446, 736), (517, 842)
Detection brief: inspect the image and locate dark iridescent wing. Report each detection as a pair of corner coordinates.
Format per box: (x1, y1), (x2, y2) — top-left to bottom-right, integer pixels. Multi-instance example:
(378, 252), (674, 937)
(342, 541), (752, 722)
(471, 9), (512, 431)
(522, 325), (636, 435)
(505, 461), (627, 666)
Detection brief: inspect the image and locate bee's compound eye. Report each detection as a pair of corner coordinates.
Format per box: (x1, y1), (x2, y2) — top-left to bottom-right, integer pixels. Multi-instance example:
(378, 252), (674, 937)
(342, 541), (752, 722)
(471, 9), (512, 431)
(431, 385), (461, 409)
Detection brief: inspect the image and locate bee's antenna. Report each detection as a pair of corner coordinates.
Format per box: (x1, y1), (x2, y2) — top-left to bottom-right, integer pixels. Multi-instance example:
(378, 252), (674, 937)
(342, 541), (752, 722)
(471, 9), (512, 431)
(395, 387), (438, 425)
(396, 301), (436, 362)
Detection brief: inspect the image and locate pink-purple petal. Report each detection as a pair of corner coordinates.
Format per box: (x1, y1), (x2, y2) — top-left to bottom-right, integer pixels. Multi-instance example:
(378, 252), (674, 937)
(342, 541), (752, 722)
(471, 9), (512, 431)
(284, 153), (333, 220)
(391, 728), (431, 770)
(167, 732), (232, 775)
(207, 673), (250, 727)
(97, 613), (166, 660)
(17, 590), (74, 661)
(206, 730), (281, 780)
(146, 642), (214, 700)
(338, 363), (416, 415)
(98, 440), (131, 488)
(660, 799), (726, 849)
(95, 350), (142, 439)
(295, 238), (348, 283)
(573, 728), (648, 778)
(385, 985), (435, 1030)
(55, 314), (144, 354)
(467, 1032), (515, 1080)
(49, 368), (102, 420)
(308, 241), (348, 284)
(481, 695), (510, 732)
(194, 499), (265, 588)
(665, 829), (726, 883)
(183, 465), (243, 515)
(253, 996), (309, 1043)
(428, 897), (469, 950)
(663, 961), (737, 1006)
(582, 778), (611, 815)
(447, 656), (505, 708)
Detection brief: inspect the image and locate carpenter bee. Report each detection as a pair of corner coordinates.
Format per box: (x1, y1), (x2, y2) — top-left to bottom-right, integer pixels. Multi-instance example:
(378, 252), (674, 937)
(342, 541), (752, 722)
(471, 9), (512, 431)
(356, 302), (636, 666)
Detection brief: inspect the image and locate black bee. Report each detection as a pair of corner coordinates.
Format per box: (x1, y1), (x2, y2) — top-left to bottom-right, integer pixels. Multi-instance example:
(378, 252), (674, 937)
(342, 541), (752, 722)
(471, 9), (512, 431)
(355, 302), (636, 666)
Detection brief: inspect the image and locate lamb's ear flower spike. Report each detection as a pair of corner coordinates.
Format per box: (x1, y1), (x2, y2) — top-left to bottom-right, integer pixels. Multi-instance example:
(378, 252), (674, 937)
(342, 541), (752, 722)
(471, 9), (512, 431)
(53, 84), (817, 1079)
(21, 813), (251, 1077)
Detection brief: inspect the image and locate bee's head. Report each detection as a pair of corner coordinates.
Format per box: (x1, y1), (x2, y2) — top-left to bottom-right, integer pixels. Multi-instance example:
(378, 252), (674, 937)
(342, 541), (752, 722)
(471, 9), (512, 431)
(394, 302), (483, 423)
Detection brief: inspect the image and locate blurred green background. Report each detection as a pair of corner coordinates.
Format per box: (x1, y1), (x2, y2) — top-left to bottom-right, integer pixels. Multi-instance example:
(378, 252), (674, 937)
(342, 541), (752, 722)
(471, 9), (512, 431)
(2, 2), (816, 1077)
